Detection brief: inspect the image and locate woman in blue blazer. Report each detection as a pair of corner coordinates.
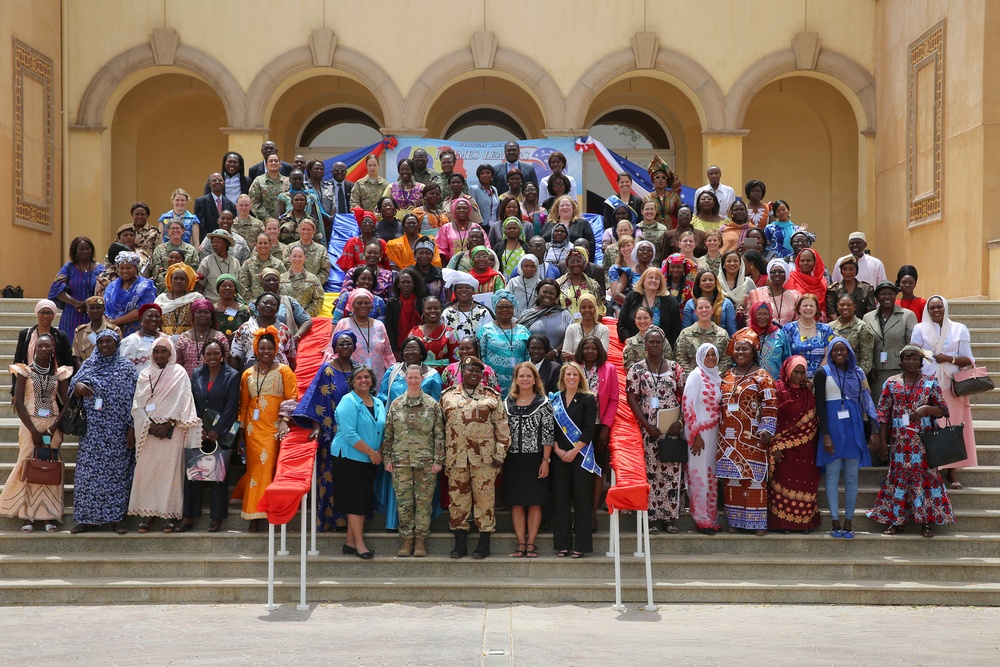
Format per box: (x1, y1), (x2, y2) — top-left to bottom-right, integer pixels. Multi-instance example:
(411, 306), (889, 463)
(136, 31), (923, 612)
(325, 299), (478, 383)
(331, 366), (386, 559)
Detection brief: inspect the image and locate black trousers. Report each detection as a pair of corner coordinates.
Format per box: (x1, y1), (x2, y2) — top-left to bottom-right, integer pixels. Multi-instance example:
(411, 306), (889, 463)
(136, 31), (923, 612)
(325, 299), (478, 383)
(182, 476), (229, 521)
(551, 453), (594, 553)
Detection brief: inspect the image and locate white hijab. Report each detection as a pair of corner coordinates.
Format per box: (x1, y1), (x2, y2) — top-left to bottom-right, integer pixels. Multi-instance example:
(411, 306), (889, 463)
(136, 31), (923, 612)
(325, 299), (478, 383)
(765, 258), (788, 285)
(682, 343), (722, 443)
(913, 294), (961, 385)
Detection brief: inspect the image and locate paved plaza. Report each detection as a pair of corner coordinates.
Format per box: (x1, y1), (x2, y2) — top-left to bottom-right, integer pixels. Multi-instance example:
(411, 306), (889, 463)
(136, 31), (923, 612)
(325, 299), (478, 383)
(1, 602), (996, 665)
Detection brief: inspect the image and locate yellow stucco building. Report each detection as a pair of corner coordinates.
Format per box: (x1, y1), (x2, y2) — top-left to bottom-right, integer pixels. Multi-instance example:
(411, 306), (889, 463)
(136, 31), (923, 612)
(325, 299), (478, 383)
(1, 0), (996, 299)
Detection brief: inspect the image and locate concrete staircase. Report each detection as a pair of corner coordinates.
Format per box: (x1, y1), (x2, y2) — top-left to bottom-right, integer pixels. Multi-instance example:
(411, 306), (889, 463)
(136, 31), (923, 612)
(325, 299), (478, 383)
(1, 298), (999, 606)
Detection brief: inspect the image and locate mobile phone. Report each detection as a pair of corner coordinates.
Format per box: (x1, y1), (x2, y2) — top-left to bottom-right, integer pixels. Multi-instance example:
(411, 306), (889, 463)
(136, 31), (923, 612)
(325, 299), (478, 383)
(41, 435), (51, 445)
(744, 237), (759, 249)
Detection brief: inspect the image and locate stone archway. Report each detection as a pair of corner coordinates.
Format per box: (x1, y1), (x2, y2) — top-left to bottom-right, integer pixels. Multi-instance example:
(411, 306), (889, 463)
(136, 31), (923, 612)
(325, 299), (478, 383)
(75, 34), (245, 128)
(244, 35), (405, 131)
(726, 48), (876, 134)
(404, 36), (565, 134)
(564, 39), (727, 133)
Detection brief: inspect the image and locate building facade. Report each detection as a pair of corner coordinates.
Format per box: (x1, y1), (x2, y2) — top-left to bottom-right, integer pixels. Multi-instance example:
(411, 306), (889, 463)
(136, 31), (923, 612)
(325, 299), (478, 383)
(1, 0), (997, 299)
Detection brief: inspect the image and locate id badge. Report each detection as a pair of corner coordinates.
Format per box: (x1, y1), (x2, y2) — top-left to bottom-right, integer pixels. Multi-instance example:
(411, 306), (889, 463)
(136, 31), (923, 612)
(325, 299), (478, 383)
(837, 410), (850, 420)
(87, 332), (98, 345)
(225, 307), (237, 317)
(728, 403), (739, 413)
(145, 403), (157, 413)
(901, 413), (910, 427)
(879, 351), (888, 363)
(94, 397), (104, 410)
(143, 335), (155, 343)
(230, 421), (241, 435)
(37, 408), (51, 417)
(650, 397), (659, 410)
(253, 409), (261, 421)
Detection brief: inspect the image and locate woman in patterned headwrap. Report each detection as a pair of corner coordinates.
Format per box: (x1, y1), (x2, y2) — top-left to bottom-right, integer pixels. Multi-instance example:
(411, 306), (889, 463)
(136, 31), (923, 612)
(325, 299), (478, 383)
(642, 155), (683, 229)
(103, 251), (157, 336)
(175, 298), (230, 376)
(557, 247), (605, 321)
(234, 326), (298, 532)
(479, 290), (531, 399)
(154, 262), (204, 335)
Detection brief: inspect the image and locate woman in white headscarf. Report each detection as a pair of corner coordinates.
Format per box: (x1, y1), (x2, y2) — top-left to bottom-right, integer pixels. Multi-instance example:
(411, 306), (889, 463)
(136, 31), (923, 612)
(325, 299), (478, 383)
(681, 343), (723, 533)
(747, 257), (801, 326)
(128, 336), (202, 533)
(507, 254), (542, 319)
(910, 295), (977, 487)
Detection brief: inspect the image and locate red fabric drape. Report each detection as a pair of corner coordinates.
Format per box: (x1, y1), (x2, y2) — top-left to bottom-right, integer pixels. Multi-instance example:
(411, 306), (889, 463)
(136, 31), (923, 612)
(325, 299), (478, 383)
(257, 318), (332, 524)
(602, 316), (650, 512)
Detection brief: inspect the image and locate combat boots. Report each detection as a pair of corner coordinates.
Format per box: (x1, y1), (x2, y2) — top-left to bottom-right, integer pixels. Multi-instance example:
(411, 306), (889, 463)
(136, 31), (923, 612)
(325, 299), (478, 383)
(397, 537), (413, 557)
(471, 531), (491, 559)
(413, 537), (427, 557)
(450, 530), (468, 558)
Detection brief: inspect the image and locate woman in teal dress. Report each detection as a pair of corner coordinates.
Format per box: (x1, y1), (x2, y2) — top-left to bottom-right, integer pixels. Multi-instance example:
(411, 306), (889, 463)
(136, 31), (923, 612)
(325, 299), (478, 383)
(292, 330), (359, 532)
(781, 293), (835, 377)
(375, 336), (443, 531)
(738, 301), (787, 380)
(479, 290), (530, 399)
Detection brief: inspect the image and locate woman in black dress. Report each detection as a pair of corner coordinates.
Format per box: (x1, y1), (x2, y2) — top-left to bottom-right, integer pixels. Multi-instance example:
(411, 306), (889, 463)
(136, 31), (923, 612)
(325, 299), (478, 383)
(180, 339), (240, 532)
(502, 362), (554, 559)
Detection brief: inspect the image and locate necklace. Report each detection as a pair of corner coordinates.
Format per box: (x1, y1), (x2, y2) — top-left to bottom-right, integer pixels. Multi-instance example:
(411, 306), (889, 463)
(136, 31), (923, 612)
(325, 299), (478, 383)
(353, 316), (372, 352)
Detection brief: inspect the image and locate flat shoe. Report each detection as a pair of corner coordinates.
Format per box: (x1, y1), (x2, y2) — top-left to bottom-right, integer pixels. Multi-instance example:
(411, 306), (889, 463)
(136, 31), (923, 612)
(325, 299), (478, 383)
(114, 522), (128, 535)
(355, 550), (375, 560)
(70, 524), (95, 535)
(829, 529), (843, 538)
(44, 523), (58, 533)
(842, 530), (855, 539)
(342, 544), (357, 555)
(208, 521), (221, 533)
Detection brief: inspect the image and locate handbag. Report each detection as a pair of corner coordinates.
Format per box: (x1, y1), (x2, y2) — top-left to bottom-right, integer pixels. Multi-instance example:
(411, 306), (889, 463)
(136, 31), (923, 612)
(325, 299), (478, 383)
(21, 447), (64, 486)
(185, 440), (230, 482)
(952, 364), (994, 397)
(656, 434), (689, 463)
(3, 285), (23, 298)
(920, 419), (968, 469)
(60, 396), (87, 437)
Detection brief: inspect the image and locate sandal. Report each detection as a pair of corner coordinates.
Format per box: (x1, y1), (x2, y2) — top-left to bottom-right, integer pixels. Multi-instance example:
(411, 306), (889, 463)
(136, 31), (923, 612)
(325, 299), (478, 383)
(137, 520), (152, 534)
(648, 525), (659, 536)
(921, 523), (935, 538)
(663, 522), (679, 535)
(950, 482), (963, 490)
(162, 521), (176, 534)
(883, 525), (903, 536)
(114, 522), (128, 535)
(570, 551), (585, 559)
(20, 522), (33, 533)
(44, 523), (58, 533)
(70, 524), (95, 534)
(510, 543), (527, 558)
(525, 544), (538, 559)
(557, 549), (570, 557)
(175, 520), (195, 534)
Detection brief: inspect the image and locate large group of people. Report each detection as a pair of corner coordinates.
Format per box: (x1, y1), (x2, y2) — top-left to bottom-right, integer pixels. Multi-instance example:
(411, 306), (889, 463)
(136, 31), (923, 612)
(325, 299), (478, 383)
(1, 145), (978, 560)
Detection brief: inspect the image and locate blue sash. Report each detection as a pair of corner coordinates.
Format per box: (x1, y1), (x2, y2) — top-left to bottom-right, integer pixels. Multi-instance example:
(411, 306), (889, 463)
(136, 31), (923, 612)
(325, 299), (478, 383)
(548, 392), (602, 477)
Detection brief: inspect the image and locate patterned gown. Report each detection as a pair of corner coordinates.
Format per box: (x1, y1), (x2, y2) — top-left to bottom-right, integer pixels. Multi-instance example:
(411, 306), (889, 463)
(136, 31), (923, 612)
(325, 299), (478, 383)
(626, 359), (687, 522)
(718, 368), (778, 530)
(866, 376), (956, 527)
(478, 323), (530, 398)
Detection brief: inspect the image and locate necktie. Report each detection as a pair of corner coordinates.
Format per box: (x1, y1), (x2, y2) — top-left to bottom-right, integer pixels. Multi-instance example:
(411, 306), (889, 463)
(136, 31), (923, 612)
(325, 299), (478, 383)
(337, 182), (347, 214)
(216, 197), (222, 214)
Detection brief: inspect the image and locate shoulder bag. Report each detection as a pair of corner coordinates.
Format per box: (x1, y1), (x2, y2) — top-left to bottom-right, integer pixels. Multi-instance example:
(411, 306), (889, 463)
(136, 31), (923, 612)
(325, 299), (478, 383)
(21, 446), (64, 486)
(60, 396), (88, 437)
(952, 364), (994, 397)
(920, 419), (968, 469)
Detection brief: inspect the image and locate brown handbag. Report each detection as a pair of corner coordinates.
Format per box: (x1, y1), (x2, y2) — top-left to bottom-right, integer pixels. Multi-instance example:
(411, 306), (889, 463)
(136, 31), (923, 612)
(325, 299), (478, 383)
(20, 447), (64, 486)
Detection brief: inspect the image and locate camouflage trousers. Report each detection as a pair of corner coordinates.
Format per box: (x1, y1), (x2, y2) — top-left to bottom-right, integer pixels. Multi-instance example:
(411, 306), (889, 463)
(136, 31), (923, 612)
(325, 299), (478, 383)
(392, 466), (437, 538)
(447, 464), (499, 532)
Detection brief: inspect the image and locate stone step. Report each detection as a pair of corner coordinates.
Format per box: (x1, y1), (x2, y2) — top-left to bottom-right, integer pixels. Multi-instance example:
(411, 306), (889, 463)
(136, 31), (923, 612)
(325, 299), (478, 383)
(2, 550), (997, 584)
(947, 301), (1000, 315)
(0, 299), (51, 314)
(964, 329), (1000, 344)
(0, 574), (997, 606)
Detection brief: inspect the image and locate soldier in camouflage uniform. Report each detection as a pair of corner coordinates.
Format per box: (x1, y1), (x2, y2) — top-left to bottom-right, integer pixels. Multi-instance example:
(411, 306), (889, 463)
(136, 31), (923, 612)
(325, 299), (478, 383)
(238, 233), (287, 301)
(382, 365), (445, 557)
(440, 356), (511, 559)
(281, 246), (325, 317)
(674, 298), (734, 374)
(287, 218), (331, 280)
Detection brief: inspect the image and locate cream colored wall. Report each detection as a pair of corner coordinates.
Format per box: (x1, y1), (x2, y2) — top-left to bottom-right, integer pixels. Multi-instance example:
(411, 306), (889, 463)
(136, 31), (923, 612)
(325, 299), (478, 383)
(875, 0), (988, 298)
(0, 0), (62, 298)
(744, 78), (859, 265)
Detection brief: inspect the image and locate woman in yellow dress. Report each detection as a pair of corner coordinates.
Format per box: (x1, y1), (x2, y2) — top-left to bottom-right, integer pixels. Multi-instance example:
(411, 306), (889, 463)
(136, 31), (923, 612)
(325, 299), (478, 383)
(234, 326), (298, 532)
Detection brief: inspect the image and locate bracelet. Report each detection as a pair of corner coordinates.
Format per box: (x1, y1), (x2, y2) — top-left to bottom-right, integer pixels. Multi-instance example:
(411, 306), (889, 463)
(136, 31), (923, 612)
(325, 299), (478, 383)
(543, 457), (551, 462)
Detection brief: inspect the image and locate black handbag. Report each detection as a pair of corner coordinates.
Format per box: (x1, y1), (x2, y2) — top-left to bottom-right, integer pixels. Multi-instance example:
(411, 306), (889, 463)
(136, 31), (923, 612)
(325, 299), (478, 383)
(920, 419), (968, 469)
(3, 284), (23, 298)
(656, 434), (689, 463)
(60, 396), (87, 437)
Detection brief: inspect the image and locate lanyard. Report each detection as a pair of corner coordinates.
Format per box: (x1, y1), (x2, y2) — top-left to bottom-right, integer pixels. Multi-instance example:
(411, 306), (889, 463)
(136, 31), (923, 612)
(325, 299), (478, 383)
(254, 364), (273, 397)
(149, 366), (166, 399)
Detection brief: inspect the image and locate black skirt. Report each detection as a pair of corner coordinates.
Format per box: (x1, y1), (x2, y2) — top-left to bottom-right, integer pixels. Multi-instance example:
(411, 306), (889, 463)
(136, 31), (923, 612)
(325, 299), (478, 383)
(331, 455), (376, 515)
(502, 451), (551, 507)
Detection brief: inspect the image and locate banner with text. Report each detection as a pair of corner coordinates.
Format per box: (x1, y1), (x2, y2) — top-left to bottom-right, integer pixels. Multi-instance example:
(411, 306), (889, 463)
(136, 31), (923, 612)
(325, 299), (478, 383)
(386, 137), (582, 194)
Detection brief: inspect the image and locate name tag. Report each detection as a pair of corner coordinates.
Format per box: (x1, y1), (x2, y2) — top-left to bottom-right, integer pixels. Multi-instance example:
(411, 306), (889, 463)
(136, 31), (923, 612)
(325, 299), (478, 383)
(37, 408), (51, 417)
(253, 409), (261, 421)
(728, 403), (739, 413)
(145, 403), (156, 413)
(230, 422), (241, 435)
(650, 397), (659, 410)
(573, 312), (582, 321)
(225, 308), (237, 317)
(143, 335), (155, 343)
(87, 332), (98, 345)
(94, 397), (103, 410)
(837, 410), (850, 420)
(901, 414), (909, 427)
(210, 413), (220, 426)
(879, 351), (888, 363)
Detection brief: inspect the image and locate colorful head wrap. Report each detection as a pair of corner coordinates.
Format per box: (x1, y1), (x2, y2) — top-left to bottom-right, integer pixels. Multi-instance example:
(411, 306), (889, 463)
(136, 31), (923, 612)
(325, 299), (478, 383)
(95, 328), (121, 344)
(346, 288), (374, 312)
(34, 299), (58, 315)
(491, 289), (518, 312)
(353, 207), (376, 225)
(503, 216), (523, 231)
(780, 355), (808, 387)
(566, 246), (589, 264)
(748, 300), (780, 337)
(726, 327), (761, 357)
(164, 262), (198, 291)
(252, 325), (280, 356)
(138, 303), (162, 317)
(332, 330), (358, 349)
(116, 251), (142, 267)
(190, 298), (214, 315)
(450, 196), (472, 218)
(470, 245), (491, 258)
(646, 154), (672, 177)
(216, 273), (239, 290)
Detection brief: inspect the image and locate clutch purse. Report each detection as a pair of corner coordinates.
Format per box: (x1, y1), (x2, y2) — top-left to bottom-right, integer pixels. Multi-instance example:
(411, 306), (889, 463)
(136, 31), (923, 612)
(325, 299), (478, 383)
(952, 364), (993, 397)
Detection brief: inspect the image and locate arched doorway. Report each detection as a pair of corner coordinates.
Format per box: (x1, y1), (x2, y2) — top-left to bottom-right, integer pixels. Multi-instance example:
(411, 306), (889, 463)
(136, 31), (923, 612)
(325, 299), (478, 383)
(297, 106), (383, 165)
(444, 108), (526, 142)
(742, 76), (859, 263)
(423, 76), (545, 140)
(111, 73), (228, 236)
(585, 108), (676, 203)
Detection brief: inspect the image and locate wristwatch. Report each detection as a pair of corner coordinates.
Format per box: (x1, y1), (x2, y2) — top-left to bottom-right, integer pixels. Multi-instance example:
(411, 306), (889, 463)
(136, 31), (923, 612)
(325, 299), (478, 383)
(543, 457), (551, 462)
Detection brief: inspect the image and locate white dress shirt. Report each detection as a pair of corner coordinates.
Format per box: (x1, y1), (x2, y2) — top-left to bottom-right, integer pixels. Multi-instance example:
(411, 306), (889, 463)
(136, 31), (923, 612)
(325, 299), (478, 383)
(695, 183), (736, 217)
(830, 252), (887, 285)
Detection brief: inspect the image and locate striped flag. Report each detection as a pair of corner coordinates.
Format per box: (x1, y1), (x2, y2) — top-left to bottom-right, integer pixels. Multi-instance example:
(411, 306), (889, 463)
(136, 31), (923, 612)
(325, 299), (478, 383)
(574, 135), (696, 205)
(320, 136), (398, 182)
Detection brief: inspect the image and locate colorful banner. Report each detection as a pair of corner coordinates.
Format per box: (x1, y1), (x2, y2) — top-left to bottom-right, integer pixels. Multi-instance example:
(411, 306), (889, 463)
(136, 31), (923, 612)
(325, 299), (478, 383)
(319, 136), (398, 182)
(386, 137), (582, 194)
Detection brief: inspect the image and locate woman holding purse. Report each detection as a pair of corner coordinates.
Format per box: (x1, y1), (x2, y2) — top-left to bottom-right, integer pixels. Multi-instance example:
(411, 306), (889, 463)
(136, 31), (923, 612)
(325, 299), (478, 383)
(0, 334), (73, 532)
(179, 339), (240, 532)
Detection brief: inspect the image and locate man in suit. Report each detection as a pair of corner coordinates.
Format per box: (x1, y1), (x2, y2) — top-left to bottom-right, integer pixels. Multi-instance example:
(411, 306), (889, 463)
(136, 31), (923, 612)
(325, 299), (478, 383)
(194, 173), (237, 236)
(247, 141), (293, 182)
(330, 161), (354, 215)
(492, 141), (538, 195)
